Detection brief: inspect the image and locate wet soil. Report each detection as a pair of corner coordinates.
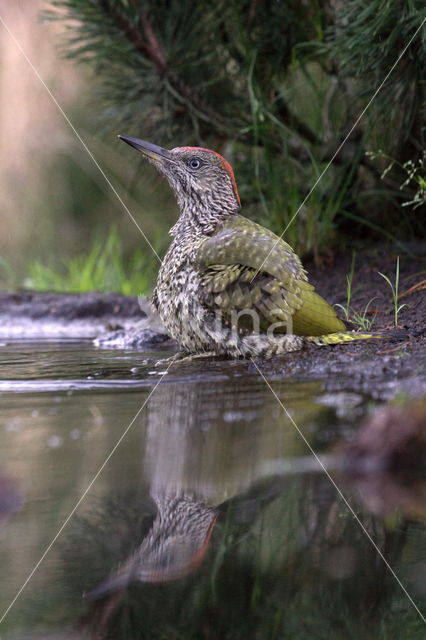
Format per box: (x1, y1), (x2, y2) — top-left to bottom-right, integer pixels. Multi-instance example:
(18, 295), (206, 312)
(285, 244), (426, 394)
(262, 245), (426, 397)
(308, 244), (426, 337)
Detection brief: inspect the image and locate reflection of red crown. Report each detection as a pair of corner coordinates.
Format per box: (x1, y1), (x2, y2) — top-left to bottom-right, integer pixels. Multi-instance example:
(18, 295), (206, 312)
(87, 495), (218, 600)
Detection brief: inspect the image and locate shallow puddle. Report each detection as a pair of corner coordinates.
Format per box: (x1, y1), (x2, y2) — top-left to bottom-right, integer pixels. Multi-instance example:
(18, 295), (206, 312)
(0, 341), (424, 638)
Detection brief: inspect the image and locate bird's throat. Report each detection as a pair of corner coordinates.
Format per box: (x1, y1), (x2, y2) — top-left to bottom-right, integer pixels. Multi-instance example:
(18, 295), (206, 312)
(171, 196), (238, 237)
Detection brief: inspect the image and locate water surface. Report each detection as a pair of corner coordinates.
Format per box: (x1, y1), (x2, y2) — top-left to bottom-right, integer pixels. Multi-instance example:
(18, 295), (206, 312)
(0, 341), (424, 639)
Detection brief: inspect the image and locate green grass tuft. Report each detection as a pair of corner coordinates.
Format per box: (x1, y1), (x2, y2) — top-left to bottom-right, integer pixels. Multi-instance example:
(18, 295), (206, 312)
(334, 252), (377, 331)
(378, 256), (407, 327)
(24, 228), (157, 296)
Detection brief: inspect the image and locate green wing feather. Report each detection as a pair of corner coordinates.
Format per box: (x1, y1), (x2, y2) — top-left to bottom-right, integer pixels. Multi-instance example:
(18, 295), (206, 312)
(196, 215), (345, 336)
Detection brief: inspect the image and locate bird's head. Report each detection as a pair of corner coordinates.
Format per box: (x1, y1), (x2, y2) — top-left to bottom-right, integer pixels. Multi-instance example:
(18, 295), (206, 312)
(119, 136), (240, 235)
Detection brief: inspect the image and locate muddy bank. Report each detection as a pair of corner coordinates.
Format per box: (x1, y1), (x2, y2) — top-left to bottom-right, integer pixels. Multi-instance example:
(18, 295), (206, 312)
(251, 246), (425, 393)
(0, 292), (168, 342)
(308, 243), (426, 338)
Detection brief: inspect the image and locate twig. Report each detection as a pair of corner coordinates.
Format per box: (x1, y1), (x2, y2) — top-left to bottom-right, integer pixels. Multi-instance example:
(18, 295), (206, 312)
(398, 279), (426, 299)
(376, 343), (409, 356)
(97, 0), (231, 132)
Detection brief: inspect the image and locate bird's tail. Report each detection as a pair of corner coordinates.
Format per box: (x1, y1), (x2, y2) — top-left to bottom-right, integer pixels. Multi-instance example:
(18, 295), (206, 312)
(305, 330), (407, 346)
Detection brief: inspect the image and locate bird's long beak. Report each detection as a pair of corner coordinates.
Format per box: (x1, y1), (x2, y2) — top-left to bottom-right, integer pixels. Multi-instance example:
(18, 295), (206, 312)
(118, 135), (173, 162)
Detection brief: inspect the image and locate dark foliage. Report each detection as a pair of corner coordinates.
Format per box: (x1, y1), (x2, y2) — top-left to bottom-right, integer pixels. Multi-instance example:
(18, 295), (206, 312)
(46, 0), (426, 256)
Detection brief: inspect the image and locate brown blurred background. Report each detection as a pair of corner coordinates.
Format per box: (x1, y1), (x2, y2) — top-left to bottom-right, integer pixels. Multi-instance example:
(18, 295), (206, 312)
(0, 1), (175, 288)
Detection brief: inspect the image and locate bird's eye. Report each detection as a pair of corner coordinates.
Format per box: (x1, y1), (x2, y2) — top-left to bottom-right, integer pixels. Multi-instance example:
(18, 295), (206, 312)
(189, 157), (201, 170)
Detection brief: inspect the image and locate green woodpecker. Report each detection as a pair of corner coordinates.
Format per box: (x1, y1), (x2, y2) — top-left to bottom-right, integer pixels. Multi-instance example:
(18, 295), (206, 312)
(120, 136), (377, 358)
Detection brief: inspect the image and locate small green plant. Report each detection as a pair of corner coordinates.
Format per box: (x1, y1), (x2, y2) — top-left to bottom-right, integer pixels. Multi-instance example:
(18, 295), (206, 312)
(350, 298), (378, 331)
(334, 298), (377, 331)
(334, 251), (356, 322)
(335, 253), (379, 331)
(400, 152), (426, 210)
(25, 228), (157, 295)
(378, 256), (407, 327)
(334, 252), (377, 330)
(366, 150), (426, 210)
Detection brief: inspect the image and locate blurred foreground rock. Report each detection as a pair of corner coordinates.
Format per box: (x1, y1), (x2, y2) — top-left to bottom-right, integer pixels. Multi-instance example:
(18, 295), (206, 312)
(342, 399), (426, 517)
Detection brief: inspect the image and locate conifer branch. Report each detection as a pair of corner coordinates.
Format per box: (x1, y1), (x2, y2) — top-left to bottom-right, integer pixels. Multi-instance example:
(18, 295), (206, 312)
(96, 0), (233, 134)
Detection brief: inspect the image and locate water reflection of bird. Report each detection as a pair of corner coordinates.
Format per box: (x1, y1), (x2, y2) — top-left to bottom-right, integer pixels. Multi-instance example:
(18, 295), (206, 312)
(88, 493), (217, 598)
(73, 385), (420, 640)
(119, 135), (378, 358)
(86, 378), (300, 600)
